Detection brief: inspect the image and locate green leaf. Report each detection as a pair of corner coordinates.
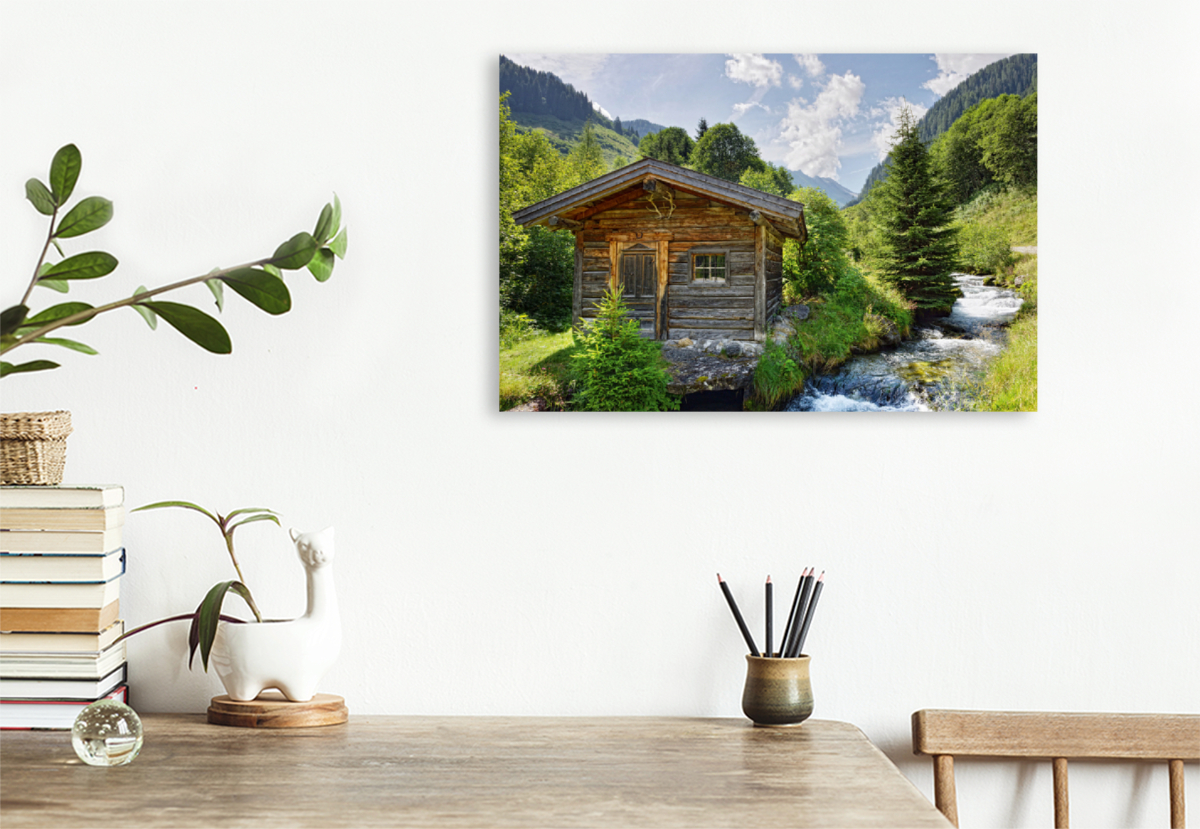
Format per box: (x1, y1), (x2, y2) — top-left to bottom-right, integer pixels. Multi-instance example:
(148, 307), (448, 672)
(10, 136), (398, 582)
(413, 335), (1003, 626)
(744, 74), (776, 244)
(37, 279), (70, 293)
(139, 301), (232, 353)
(307, 248), (335, 282)
(1, 306), (29, 337)
(220, 267), (291, 315)
(262, 263), (282, 280)
(49, 144), (82, 204)
(33, 336), (98, 355)
(228, 513), (282, 534)
(25, 179), (55, 215)
(1, 360), (60, 377)
(132, 500), (220, 523)
(224, 507), (280, 521)
(313, 203), (334, 245)
(330, 194), (342, 237)
(193, 580), (260, 671)
(269, 232), (318, 270)
(329, 226), (348, 259)
(41, 251), (118, 281)
(23, 302), (95, 328)
(206, 278), (225, 312)
(130, 287), (157, 329)
(55, 196), (113, 238)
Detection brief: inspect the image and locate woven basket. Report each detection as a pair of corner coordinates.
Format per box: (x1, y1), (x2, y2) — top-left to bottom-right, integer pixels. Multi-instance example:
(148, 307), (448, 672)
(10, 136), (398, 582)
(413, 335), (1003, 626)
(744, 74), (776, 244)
(0, 410), (73, 485)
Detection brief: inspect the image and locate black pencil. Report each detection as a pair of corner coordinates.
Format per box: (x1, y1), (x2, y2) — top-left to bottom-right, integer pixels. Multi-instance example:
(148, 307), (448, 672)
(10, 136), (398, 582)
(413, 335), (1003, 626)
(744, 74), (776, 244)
(765, 576), (773, 658)
(779, 567), (809, 656)
(793, 571), (824, 657)
(717, 573), (759, 656)
(784, 568), (814, 658)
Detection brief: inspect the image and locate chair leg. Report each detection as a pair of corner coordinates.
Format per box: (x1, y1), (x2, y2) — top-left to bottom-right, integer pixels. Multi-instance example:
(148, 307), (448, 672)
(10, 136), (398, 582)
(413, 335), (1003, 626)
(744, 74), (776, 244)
(1053, 757), (1069, 829)
(933, 754), (959, 827)
(1169, 759), (1185, 829)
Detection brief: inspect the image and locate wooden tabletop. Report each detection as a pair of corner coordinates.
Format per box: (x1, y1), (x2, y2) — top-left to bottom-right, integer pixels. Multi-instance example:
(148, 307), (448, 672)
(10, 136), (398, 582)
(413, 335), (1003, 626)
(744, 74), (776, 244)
(0, 715), (951, 828)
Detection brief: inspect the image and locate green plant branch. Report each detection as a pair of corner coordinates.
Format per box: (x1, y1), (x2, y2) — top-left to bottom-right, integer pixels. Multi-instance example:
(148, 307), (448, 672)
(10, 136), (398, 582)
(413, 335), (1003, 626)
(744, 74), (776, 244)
(112, 612), (247, 646)
(2, 255), (274, 355)
(21, 207), (60, 308)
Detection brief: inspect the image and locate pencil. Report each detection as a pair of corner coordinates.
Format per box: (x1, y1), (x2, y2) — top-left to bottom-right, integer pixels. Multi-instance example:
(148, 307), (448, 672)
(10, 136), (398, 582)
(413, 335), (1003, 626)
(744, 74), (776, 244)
(780, 567), (809, 656)
(765, 576), (773, 658)
(784, 568), (814, 658)
(717, 573), (760, 656)
(793, 571), (824, 657)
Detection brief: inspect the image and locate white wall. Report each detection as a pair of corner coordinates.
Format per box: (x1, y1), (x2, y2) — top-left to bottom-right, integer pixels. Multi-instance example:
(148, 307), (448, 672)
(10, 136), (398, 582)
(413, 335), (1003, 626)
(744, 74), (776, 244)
(2, 2), (1196, 827)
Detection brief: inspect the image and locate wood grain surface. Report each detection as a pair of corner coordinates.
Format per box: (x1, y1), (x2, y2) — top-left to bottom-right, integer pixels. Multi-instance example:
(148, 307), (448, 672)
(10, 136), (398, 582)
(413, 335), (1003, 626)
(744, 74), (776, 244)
(0, 716), (951, 828)
(206, 692), (348, 728)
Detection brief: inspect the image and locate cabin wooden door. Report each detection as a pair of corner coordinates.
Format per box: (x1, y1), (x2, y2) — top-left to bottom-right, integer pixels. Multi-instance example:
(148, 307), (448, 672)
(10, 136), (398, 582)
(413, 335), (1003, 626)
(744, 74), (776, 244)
(620, 244), (656, 338)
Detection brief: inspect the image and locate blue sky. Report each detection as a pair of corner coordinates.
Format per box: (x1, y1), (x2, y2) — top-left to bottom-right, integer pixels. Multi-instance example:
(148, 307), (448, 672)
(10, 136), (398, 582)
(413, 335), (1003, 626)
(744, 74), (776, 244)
(506, 53), (1018, 195)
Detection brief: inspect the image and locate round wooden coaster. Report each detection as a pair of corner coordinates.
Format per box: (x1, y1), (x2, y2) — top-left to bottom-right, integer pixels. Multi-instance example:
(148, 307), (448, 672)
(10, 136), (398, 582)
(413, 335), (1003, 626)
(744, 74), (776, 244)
(207, 691), (348, 728)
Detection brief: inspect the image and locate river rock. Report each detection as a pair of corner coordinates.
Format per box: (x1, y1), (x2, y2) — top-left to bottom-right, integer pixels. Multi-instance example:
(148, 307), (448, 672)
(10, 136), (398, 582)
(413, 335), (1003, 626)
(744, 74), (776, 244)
(661, 341), (759, 395)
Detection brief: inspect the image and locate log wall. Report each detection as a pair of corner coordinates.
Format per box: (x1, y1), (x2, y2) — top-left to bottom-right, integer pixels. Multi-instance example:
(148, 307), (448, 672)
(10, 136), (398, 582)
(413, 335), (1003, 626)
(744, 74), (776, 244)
(575, 191), (760, 341)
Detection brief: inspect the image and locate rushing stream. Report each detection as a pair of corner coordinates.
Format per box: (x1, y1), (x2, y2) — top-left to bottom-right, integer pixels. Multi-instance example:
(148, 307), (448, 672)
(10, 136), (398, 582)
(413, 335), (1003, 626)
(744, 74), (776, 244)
(785, 274), (1024, 412)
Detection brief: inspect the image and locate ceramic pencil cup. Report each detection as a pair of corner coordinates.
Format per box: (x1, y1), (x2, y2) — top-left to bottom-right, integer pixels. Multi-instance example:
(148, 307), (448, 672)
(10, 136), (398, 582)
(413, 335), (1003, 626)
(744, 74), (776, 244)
(741, 655), (813, 727)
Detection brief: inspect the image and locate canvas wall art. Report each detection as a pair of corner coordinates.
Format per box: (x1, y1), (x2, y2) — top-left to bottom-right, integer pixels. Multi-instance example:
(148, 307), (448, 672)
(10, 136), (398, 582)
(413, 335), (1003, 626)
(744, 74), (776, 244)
(499, 53), (1037, 412)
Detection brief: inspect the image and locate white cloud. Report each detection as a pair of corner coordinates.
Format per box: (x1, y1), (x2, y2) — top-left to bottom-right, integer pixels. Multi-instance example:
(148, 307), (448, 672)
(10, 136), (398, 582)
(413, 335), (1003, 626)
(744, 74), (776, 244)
(592, 101), (612, 119)
(923, 53), (1017, 97)
(787, 75), (804, 90)
(793, 54), (825, 78)
(870, 97), (930, 160)
(778, 71), (865, 179)
(506, 53), (611, 88)
(725, 53), (783, 88)
(732, 101), (770, 119)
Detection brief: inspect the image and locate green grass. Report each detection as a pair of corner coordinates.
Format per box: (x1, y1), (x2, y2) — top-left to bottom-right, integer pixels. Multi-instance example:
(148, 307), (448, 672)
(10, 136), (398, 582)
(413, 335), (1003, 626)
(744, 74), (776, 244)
(513, 114), (641, 168)
(974, 310), (1037, 411)
(953, 187), (1037, 247)
(499, 331), (578, 411)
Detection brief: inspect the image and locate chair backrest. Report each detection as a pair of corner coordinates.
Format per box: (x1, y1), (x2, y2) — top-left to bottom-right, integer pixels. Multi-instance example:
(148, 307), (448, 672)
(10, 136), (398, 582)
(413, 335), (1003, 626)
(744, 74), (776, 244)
(911, 710), (1199, 828)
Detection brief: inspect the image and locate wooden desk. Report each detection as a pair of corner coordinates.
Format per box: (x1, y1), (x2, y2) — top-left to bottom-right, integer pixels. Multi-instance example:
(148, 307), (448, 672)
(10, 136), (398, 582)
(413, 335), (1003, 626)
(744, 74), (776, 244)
(1, 716), (951, 828)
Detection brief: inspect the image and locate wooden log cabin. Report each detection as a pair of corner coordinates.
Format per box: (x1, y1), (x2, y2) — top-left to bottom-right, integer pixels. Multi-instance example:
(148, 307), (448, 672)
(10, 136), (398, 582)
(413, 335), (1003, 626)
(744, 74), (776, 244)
(512, 159), (807, 342)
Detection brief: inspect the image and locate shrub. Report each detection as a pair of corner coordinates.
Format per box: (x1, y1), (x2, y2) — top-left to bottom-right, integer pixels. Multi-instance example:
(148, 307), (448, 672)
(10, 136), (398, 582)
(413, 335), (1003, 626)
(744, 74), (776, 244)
(956, 222), (1015, 275)
(500, 309), (541, 350)
(571, 287), (679, 411)
(751, 340), (805, 409)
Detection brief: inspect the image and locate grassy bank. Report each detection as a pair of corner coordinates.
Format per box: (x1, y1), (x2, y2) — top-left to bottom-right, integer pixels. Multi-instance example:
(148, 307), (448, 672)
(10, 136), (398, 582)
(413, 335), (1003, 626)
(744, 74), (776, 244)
(499, 330), (577, 411)
(973, 252), (1037, 411)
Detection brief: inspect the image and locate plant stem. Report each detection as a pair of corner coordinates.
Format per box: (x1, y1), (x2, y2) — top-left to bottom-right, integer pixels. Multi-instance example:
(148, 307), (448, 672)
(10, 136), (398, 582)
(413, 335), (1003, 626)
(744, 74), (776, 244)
(20, 208), (59, 307)
(112, 612), (247, 646)
(1, 255), (275, 356)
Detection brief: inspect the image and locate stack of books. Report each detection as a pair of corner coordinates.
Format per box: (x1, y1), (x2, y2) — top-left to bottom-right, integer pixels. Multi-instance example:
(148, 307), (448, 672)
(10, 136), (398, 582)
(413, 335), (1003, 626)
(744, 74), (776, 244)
(0, 484), (129, 730)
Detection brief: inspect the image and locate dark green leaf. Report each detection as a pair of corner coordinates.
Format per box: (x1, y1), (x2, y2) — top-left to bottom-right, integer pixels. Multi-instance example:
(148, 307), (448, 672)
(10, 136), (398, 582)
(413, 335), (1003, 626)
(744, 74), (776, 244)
(269, 232), (318, 270)
(206, 278), (225, 312)
(1, 359), (59, 377)
(132, 500), (220, 523)
(33, 336), (98, 355)
(49, 144), (82, 204)
(37, 279), (70, 293)
(329, 226), (348, 259)
(1, 306), (29, 337)
(139, 301), (232, 353)
(313, 203), (334, 244)
(23, 302), (95, 328)
(220, 268), (291, 315)
(131, 287), (157, 329)
(194, 580), (259, 671)
(55, 196), (113, 238)
(224, 507), (280, 521)
(25, 178), (55, 215)
(228, 513), (282, 534)
(307, 248), (335, 282)
(41, 251), (118, 281)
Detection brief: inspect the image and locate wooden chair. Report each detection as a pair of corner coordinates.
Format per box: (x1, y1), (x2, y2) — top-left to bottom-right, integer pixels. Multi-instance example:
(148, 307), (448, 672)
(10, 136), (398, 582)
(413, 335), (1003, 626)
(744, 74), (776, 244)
(912, 710), (1199, 828)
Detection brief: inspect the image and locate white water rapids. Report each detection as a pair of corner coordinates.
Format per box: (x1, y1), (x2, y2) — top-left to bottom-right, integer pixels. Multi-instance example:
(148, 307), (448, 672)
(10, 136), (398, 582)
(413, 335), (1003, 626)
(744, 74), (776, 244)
(786, 274), (1024, 412)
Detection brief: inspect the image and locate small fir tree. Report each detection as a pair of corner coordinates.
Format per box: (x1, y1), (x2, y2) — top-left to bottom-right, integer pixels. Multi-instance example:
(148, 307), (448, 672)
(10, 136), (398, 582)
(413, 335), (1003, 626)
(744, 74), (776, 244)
(877, 106), (960, 316)
(571, 287), (679, 412)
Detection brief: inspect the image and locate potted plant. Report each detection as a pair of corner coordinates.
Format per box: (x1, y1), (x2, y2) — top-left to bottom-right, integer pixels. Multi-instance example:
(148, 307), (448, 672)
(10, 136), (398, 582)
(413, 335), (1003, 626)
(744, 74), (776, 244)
(117, 501), (341, 704)
(0, 143), (347, 483)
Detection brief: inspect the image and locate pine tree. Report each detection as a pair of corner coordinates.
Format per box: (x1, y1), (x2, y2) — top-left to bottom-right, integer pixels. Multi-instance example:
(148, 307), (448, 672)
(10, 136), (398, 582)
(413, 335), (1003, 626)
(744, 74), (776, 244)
(876, 106), (960, 316)
(695, 118), (708, 141)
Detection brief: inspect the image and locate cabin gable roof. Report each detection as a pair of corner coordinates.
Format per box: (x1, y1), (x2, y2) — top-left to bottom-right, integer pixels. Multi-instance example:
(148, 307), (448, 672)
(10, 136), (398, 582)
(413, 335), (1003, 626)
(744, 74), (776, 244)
(511, 158), (806, 240)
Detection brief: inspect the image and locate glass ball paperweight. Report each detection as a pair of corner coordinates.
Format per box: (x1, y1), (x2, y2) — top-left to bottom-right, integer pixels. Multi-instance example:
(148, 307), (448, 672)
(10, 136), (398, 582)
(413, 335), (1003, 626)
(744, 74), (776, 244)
(72, 699), (143, 766)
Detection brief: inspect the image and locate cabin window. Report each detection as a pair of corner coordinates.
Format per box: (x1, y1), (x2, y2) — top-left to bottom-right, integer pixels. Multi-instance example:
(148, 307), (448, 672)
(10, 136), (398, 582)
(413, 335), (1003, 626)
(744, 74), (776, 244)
(692, 252), (727, 284)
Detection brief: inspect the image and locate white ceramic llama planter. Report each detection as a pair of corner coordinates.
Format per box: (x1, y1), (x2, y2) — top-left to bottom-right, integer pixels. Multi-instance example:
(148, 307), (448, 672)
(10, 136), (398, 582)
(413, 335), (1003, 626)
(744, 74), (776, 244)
(210, 527), (341, 702)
